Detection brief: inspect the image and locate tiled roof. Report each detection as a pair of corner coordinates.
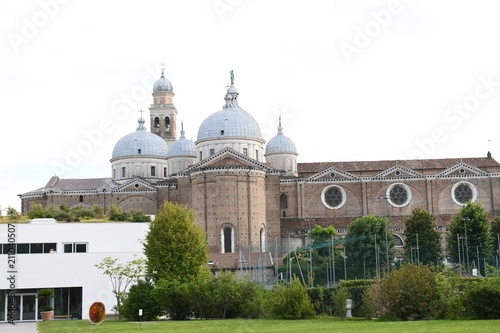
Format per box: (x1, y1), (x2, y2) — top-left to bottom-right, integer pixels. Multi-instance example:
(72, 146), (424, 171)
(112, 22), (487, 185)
(297, 156), (500, 178)
(208, 252), (274, 269)
(43, 176), (117, 191)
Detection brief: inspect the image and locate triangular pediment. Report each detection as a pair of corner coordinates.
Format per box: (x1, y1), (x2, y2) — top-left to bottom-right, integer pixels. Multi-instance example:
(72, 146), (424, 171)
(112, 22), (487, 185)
(307, 166), (358, 181)
(437, 162), (488, 177)
(113, 177), (156, 192)
(180, 147), (275, 175)
(374, 165), (423, 180)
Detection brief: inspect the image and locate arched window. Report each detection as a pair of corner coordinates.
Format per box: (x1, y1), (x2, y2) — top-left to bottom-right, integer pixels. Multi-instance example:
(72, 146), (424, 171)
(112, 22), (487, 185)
(260, 227), (266, 252)
(221, 226), (234, 253)
(79, 195), (83, 203)
(154, 117), (160, 128)
(164, 117), (170, 129)
(394, 234), (404, 247)
(280, 193), (288, 209)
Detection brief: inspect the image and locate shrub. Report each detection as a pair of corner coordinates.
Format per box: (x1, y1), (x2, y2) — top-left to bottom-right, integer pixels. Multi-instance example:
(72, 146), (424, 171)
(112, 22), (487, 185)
(266, 276), (315, 319)
(340, 279), (375, 317)
(28, 203), (47, 219)
(53, 210), (71, 222)
(152, 279), (192, 320)
(109, 205), (129, 221)
(5, 206), (20, 220)
(379, 265), (439, 320)
(122, 279), (162, 321)
(92, 204), (104, 218)
(331, 286), (350, 319)
(434, 269), (467, 319)
(464, 278), (500, 319)
(128, 209), (151, 222)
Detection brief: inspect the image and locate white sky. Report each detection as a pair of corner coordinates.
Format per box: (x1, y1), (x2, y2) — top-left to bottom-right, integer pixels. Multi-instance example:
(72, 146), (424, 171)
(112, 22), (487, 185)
(1, 0), (500, 211)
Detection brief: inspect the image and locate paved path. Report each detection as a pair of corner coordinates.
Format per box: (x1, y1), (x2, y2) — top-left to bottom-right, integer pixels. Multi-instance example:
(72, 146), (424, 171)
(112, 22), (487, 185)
(0, 322), (37, 332)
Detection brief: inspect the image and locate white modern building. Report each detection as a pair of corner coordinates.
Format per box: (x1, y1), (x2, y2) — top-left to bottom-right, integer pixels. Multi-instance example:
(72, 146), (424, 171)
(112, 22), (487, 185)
(0, 219), (148, 322)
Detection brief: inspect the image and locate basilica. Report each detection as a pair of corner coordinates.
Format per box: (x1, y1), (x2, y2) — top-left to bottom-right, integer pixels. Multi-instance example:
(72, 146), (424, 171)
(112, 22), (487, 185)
(19, 70), (500, 257)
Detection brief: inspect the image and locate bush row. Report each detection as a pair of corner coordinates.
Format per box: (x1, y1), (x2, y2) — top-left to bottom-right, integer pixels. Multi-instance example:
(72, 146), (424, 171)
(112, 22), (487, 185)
(122, 266), (500, 321)
(27, 203), (150, 222)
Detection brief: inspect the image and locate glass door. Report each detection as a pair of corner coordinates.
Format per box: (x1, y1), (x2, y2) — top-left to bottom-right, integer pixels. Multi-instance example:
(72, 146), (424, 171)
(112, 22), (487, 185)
(22, 294), (37, 320)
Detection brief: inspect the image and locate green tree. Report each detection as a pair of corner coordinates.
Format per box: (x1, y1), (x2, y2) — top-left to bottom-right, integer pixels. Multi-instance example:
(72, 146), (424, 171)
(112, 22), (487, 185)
(403, 208), (442, 265)
(490, 218), (500, 258)
(345, 215), (396, 276)
(143, 201), (208, 284)
(122, 279), (162, 321)
(311, 225), (337, 255)
(446, 201), (493, 270)
(95, 256), (145, 319)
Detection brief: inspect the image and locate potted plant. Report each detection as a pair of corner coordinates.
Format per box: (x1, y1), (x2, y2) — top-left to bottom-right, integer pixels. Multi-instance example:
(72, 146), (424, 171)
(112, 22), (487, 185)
(37, 288), (54, 321)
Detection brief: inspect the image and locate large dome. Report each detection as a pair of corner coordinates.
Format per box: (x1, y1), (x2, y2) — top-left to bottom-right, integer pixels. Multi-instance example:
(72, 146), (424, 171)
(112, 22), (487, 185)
(167, 125), (196, 157)
(197, 86), (262, 141)
(153, 70), (173, 93)
(112, 118), (169, 159)
(265, 118), (297, 155)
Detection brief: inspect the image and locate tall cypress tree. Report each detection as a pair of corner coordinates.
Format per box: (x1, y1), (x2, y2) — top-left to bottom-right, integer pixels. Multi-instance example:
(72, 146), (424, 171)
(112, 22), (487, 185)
(403, 208), (442, 265)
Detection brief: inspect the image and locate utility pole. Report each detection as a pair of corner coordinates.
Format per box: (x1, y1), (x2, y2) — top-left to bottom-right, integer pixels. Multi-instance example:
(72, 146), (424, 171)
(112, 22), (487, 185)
(457, 233), (462, 276)
(379, 195), (390, 274)
(416, 233), (420, 266)
(463, 218), (470, 275)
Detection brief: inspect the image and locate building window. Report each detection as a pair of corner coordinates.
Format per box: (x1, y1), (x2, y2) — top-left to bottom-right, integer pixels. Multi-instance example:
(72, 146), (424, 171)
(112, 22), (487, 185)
(210, 149), (215, 156)
(122, 167), (126, 178)
(282, 211), (287, 217)
(452, 181), (477, 206)
(387, 183), (411, 207)
(164, 167), (167, 178)
(0, 243), (57, 254)
(31, 243), (43, 254)
(260, 227), (266, 252)
(256, 150), (259, 161)
(243, 148), (248, 156)
(113, 168), (116, 179)
(394, 234), (404, 247)
(321, 185), (346, 209)
(221, 226), (234, 253)
(199, 152), (203, 161)
(154, 117), (160, 128)
(138, 149), (141, 154)
(43, 243), (57, 253)
(165, 117), (170, 129)
(151, 166), (156, 177)
(79, 195), (83, 203)
(280, 194), (288, 209)
(63, 243), (88, 253)
(17, 244), (29, 254)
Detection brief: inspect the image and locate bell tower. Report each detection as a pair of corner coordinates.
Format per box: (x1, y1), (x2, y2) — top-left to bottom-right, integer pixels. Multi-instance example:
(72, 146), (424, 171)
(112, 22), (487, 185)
(149, 66), (177, 145)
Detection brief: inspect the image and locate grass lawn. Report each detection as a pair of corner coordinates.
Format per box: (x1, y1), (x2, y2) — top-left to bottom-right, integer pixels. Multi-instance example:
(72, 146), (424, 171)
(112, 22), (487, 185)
(37, 318), (500, 333)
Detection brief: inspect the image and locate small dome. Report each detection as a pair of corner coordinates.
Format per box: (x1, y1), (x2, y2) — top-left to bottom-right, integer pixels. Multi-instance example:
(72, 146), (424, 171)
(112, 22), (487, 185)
(153, 69), (173, 93)
(265, 118), (297, 155)
(197, 85), (262, 141)
(167, 124), (196, 157)
(112, 118), (169, 159)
